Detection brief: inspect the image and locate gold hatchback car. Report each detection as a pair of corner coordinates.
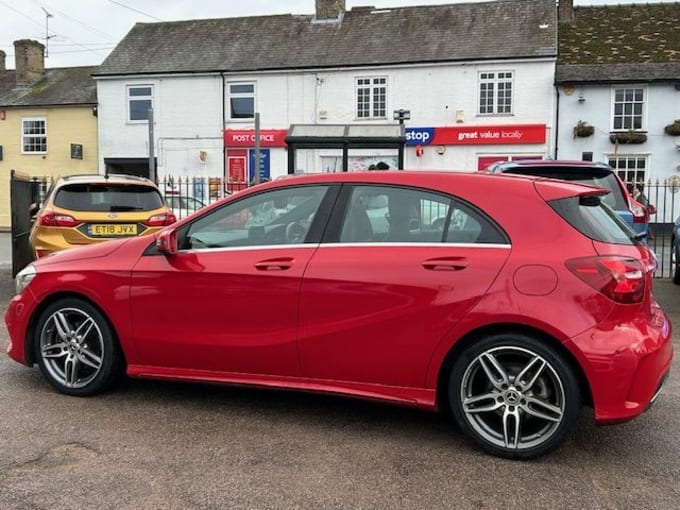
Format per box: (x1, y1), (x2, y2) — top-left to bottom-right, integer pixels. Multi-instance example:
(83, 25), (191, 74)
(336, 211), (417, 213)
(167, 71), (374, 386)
(30, 174), (176, 258)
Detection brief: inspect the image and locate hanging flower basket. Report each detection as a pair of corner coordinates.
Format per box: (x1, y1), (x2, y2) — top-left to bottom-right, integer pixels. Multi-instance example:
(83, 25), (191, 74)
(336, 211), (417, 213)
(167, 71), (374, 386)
(609, 130), (647, 144)
(573, 121), (595, 138)
(664, 120), (680, 136)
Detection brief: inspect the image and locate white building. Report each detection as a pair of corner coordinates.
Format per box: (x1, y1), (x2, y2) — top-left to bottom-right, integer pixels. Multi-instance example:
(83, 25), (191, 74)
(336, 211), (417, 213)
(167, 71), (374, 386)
(94, 0), (558, 193)
(555, 2), (680, 189)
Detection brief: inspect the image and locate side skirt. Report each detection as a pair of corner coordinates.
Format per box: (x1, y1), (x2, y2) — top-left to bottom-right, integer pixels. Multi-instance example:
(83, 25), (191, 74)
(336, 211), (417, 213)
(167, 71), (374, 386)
(127, 364), (437, 410)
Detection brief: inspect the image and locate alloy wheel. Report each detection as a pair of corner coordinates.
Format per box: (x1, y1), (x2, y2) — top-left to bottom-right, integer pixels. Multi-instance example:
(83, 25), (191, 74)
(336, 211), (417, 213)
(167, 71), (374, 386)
(459, 346), (566, 451)
(39, 307), (105, 389)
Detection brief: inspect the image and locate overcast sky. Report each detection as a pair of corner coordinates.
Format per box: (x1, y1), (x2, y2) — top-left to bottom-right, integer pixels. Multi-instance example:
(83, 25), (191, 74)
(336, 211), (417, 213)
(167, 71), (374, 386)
(0, 0), (676, 68)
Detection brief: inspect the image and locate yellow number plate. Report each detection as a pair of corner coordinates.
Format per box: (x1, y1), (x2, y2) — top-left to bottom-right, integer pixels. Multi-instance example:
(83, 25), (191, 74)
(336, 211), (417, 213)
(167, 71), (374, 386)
(88, 224), (138, 237)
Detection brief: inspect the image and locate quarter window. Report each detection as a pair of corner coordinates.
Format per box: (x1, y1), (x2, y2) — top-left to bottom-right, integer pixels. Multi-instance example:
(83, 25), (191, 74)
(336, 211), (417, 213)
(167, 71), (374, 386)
(356, 77), (387, 119)
(22, 118), (47, 153)
(612, 87), (644, 131)
(479, 71), (513, 115)
(127, 85), (153, 121)
(229, 82), (255, 120)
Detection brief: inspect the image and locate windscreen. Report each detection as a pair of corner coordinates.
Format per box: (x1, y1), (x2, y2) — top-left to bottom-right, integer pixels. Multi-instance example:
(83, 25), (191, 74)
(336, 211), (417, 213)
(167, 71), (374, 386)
(54, 183), (164, 212)
(549, 195), (635, 245)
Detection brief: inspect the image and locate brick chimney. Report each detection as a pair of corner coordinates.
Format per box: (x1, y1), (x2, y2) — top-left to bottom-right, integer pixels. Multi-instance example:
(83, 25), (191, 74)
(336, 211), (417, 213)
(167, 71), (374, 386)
(14, 39), (45, 85)
(0, 50), (5, 71)
(315, 0), (345, 20)
(559, 0), (574, 23)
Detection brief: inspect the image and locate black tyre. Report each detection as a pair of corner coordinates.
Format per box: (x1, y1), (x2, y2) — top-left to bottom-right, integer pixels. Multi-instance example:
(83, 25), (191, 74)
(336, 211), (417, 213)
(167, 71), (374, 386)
(448, 333), (581, 460)
(673, 245), (680, 285)
(34, 298), (124, 396)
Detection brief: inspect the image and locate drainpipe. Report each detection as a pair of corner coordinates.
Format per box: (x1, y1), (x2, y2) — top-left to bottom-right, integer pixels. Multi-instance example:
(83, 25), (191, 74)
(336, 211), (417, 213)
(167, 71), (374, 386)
(554, 84), (560, 159)
(221, 72), (226, 183)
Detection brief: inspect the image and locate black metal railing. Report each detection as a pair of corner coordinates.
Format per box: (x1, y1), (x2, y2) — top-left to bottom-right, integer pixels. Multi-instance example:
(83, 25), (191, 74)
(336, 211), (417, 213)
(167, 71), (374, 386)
(633, 178), (680, 279)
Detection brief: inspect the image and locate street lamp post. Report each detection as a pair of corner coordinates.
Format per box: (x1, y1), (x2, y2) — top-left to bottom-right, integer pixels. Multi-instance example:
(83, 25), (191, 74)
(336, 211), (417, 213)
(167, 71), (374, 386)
(393, 109), (410, 170)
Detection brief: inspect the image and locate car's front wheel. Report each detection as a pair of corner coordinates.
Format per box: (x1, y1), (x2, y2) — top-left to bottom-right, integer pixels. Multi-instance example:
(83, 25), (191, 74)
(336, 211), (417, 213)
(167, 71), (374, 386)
(449, 333), (581, 459)
(34, 298), (124, 396)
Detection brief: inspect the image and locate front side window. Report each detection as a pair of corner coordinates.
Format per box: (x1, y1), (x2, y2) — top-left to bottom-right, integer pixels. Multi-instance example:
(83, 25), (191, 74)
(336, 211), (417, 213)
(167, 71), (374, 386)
(479, 71), (513, 115)
(356, 77), (387, 119)
(612, 87), (644, 131)
(128, 85), (153, 121)
(229, 82), (255, 120)
(183, 186), (329, 249)
(339, 185), (507, 244)
(22, 118), (47, 153)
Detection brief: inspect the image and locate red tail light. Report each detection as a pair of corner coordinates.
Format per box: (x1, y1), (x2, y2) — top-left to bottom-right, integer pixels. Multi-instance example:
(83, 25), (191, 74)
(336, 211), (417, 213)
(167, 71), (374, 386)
(38, 210), (80, 227)
(566, 256), (645, 304)
(144, 212), (177, 227)
(630, 201), (647, 224)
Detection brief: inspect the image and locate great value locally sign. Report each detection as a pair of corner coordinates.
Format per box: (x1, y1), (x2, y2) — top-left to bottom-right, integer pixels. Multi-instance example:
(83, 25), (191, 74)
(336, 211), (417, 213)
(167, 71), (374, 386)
(405, 124), (546, 146)
(224, 129), (287, 147)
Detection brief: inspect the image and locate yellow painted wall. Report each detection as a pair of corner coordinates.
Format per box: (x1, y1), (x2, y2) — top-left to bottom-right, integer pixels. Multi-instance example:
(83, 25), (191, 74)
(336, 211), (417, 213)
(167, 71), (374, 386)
(0, 106), (98, 228)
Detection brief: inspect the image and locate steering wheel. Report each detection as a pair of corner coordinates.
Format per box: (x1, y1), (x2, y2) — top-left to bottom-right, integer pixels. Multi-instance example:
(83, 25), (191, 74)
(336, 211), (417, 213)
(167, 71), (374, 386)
(285, 222), (306, 243)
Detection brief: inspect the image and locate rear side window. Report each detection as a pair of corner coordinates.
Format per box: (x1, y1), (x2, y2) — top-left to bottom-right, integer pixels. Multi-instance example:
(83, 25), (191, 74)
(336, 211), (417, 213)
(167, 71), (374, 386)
(54, 184), (164, 212)
(502, 167), (628, 210)
(338, 185), (508, 245)
(549, 195), (634, 245)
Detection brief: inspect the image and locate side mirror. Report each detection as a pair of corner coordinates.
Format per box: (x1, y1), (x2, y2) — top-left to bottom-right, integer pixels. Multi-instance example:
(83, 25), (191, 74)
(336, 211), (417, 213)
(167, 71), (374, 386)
(647, 204), (656, 215)
(156, 229), (178, 255)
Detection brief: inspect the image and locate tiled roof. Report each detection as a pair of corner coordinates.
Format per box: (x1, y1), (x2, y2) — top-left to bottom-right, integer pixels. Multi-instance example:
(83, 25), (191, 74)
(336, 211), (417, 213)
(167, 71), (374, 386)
(0, 66), (97, 107)
(95, 0), (557, 76)
(558, 3), (680, 65)
(556, 62), (680, 84)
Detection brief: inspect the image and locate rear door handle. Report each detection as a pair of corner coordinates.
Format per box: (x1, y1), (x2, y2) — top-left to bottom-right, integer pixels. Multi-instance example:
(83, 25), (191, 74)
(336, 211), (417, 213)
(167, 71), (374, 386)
(421, 257), (468, 271)
(254, 257), (294, 271)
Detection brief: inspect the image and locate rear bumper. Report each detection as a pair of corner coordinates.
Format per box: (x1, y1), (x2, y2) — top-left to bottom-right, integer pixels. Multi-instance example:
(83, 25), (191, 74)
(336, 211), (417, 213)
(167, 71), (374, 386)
(569, 303), (673, 424)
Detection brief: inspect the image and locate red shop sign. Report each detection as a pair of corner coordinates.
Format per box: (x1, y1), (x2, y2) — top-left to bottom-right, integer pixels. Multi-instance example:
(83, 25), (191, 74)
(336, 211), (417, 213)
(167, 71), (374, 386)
(224, 129), (287, 148)
(431, 124), (546, 146)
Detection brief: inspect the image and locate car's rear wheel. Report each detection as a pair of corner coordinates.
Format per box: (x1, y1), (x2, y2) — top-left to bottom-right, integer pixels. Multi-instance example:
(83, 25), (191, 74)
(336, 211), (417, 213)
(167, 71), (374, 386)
(449, 333), (580, 459)
(34, 298), (123, 396)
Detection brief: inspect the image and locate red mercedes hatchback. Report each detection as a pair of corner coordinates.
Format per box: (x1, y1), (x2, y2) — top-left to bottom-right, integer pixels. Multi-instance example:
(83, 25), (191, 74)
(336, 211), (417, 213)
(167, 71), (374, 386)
(5, 171), (672, 459)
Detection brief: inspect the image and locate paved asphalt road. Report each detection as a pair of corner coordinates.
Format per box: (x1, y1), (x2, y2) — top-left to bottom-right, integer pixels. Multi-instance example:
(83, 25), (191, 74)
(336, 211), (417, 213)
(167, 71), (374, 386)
(0, 232), (11, 270)
(0, 267), (678, 510)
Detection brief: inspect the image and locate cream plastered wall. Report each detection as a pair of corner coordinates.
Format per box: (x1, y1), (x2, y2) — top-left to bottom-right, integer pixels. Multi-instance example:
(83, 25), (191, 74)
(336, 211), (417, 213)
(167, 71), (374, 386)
(0, 106), (98, 229)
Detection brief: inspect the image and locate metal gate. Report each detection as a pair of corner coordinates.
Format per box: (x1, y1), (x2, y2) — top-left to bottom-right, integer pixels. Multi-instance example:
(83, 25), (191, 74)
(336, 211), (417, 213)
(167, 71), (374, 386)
(10, 170), (40, 277)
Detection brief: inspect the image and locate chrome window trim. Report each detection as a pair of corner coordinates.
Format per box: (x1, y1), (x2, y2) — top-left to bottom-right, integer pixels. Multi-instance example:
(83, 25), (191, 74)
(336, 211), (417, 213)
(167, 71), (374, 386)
(321, 242), (511, 249)
(178, 242), (511, 255)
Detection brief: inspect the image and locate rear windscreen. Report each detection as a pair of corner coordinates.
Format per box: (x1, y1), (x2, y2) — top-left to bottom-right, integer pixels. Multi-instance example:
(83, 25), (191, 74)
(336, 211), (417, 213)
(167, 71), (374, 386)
(504, 167), (628, 210)
(54, 184), (164, 212)
(549, 195), (635, 245)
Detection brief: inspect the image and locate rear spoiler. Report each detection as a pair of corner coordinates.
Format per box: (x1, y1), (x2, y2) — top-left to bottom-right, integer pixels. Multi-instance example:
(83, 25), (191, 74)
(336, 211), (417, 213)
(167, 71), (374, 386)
(533, 178), (609, 202)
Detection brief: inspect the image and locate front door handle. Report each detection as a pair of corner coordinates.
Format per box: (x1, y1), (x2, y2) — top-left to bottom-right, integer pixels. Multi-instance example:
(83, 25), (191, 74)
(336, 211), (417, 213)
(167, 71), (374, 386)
(254, 257), (294, 271)
(421, 257), (468, 271)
